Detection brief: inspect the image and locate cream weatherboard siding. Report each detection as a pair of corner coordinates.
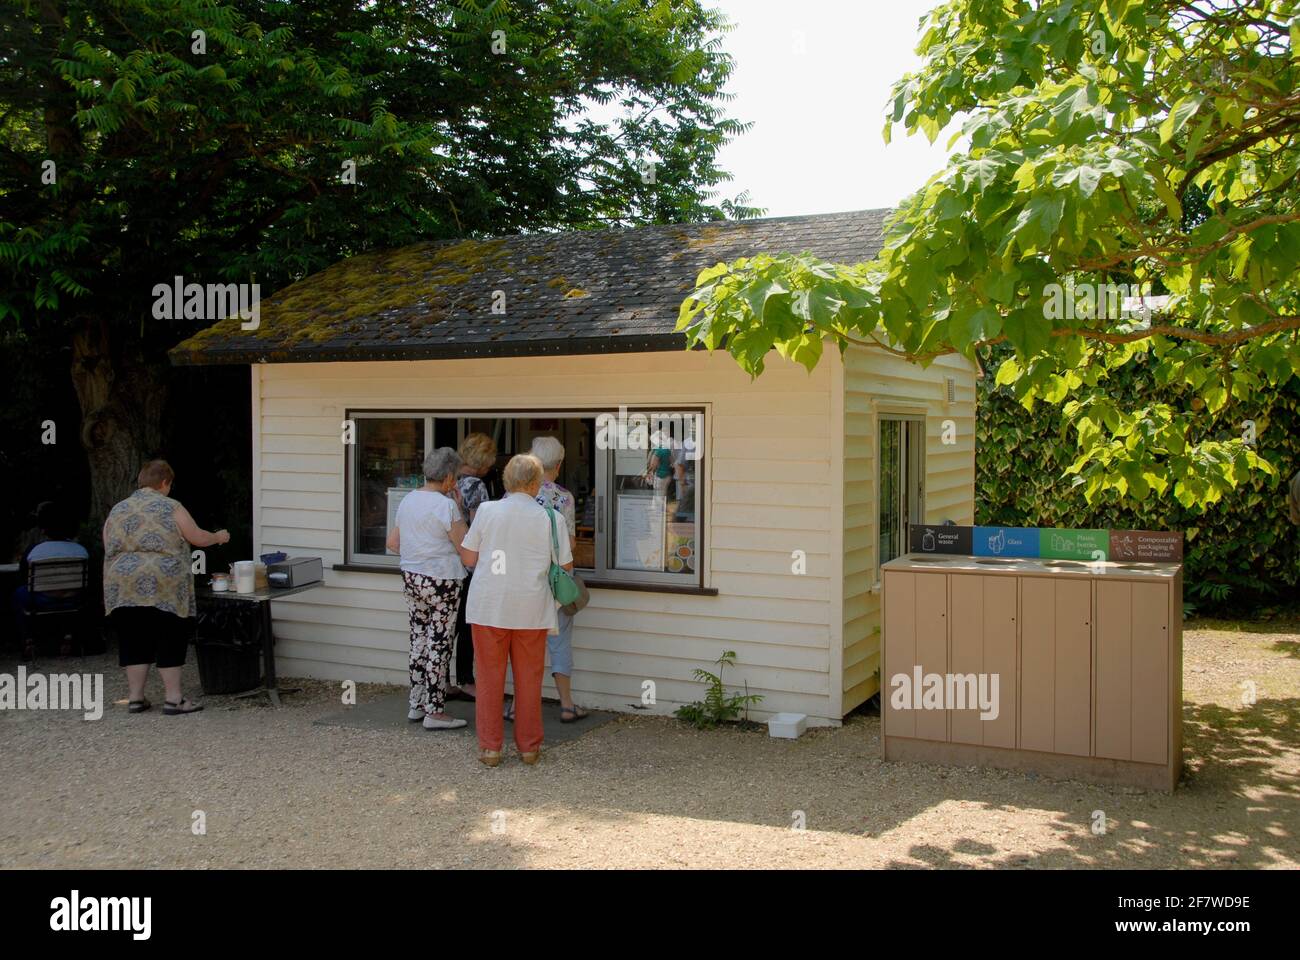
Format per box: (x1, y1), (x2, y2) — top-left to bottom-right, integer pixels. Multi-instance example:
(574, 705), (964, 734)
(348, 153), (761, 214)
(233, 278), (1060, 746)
(252, 351), (846, 724)
(840, 346), (977, 714)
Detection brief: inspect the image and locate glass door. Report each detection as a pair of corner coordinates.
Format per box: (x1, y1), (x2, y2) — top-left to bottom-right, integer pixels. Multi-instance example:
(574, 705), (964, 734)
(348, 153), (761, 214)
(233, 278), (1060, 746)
(878, 416), (925, 572)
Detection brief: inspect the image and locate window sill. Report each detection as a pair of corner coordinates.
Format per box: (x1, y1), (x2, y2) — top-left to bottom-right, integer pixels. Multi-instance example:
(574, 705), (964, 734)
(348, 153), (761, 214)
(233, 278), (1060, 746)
(581, 579), (718, 597)
(332, 562), (401, 575)
(331, 563), (718, 596)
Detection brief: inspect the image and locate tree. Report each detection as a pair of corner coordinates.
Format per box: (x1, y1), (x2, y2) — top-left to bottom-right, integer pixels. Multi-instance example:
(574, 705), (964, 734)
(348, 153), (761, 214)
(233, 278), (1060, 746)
(680, 0), (1300, 510)
(0, 0), (755, 524)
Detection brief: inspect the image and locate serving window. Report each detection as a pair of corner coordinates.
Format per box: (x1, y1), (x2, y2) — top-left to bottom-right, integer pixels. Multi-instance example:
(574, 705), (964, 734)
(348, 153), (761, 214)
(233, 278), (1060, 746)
(345, 408), (704, 589)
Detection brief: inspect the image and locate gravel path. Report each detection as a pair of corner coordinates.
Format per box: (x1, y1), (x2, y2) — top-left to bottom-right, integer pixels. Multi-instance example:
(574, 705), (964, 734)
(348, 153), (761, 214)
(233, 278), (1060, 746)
(2, 617), (1296, 869)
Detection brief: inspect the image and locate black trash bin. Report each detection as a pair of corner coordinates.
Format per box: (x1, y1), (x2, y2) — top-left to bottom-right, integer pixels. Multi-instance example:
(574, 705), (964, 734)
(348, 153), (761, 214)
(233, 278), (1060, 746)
(195, 642), (261, 694)
(194, 601), (262, 695)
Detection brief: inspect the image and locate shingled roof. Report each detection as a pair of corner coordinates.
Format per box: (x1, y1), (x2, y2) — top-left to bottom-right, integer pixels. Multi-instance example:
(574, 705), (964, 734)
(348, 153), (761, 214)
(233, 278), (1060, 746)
(170, 208), (893, 365)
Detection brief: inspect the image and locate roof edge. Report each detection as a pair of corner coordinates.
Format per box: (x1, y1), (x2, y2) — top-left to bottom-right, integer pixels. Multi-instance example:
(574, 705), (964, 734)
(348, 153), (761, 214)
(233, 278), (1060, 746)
(168, 332), (690, 367)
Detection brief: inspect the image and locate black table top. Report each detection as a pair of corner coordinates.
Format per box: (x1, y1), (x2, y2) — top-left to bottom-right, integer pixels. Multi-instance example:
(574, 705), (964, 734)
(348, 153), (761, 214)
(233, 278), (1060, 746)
(197, 581), (323, 604)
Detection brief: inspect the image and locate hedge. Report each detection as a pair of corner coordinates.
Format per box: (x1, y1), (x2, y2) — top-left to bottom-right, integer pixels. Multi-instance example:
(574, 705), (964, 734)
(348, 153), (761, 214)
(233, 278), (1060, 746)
(975, 351), (1300, 611)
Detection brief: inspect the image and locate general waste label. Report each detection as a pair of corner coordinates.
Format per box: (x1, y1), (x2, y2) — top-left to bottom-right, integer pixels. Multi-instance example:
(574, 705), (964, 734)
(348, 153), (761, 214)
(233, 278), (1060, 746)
(1040, 528), (1109, 561)
(908, 524), (973, 554)
(973, 526), (1041, 558)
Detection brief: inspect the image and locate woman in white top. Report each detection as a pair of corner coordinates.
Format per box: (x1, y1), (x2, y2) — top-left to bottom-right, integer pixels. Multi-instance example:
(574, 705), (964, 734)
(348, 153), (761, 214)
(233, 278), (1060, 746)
(458, 454), (572, 767)
(386, 448), (469, 730)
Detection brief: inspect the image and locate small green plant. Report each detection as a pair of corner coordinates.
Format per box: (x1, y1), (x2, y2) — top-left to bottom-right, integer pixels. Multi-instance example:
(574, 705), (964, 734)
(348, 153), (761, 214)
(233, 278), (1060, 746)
(675, 650), (763, 730)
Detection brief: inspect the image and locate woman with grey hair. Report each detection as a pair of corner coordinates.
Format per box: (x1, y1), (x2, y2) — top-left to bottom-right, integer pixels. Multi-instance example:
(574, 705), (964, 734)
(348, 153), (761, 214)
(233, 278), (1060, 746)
(519, 435), (588, 722)
(386, 447), (469, 730)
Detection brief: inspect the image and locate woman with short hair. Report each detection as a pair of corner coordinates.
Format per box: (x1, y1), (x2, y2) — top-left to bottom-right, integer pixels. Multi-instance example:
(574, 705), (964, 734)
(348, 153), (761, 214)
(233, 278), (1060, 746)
(458, 454), (572, 767)
(387, 447), (469, 730)
(447, 432), (498, 702)
(525, 436), (588, 723)
(103, 459), (229, 715)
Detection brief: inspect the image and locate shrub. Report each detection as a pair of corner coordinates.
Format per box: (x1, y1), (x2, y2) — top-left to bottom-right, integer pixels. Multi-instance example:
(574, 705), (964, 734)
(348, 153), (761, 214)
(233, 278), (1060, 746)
(976, 347), (1300, 613)
(675, 651), (763, 729)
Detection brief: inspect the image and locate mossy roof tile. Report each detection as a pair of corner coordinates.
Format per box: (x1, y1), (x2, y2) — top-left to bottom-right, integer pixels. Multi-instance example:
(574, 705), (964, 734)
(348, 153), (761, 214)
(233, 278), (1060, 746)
(171, 209), (891, 365)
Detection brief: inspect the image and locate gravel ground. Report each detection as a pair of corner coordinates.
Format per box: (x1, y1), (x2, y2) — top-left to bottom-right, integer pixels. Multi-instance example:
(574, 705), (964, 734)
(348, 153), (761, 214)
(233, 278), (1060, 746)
(1, 617), (1296, 869)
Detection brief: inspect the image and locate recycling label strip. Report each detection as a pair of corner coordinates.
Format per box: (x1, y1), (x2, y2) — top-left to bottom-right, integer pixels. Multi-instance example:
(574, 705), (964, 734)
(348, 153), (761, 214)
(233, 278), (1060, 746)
(908, 525), (1184, 562)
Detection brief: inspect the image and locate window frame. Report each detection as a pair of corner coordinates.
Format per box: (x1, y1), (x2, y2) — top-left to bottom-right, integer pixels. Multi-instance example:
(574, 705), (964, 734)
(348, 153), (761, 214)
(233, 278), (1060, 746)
(343, 406), (707, 590)
(345, 410), (432, 568)
(594, 406), (705, 588)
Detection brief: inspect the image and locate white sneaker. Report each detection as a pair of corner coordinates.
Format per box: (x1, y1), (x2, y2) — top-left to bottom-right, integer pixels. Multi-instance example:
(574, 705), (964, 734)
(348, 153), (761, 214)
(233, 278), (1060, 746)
(407, 707), (426, 721)
(423, 714), (468, 730)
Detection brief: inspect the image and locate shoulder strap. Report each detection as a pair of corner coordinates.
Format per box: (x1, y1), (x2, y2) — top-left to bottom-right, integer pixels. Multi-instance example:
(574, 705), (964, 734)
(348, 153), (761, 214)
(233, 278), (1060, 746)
(542, 503), (559, 561)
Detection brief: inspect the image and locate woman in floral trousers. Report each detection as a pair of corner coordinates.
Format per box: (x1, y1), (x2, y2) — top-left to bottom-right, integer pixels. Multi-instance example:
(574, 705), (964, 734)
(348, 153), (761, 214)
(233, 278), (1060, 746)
(403, 573), (463, 721)
(387, 448), (469, 730)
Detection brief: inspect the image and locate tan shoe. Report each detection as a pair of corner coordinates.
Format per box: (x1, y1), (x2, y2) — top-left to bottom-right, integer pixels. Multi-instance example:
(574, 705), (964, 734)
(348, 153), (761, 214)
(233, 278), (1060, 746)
(479, 750), (502, 767)
(520, 751), (540, 766)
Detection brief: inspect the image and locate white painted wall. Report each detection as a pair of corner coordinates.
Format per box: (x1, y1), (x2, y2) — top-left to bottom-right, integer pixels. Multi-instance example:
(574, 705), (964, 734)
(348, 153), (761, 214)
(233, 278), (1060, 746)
(255, 351), (842, 723)
(841, 347), (977, 712)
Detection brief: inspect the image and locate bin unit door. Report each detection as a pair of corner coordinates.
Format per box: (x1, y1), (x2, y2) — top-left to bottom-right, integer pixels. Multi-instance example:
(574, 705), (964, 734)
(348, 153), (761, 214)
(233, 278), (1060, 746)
(1094, 580), (1170, 764)
(1019, 577), (1092, 756)
(883, 571), (949, 742)
(948, 574), (1017, 748)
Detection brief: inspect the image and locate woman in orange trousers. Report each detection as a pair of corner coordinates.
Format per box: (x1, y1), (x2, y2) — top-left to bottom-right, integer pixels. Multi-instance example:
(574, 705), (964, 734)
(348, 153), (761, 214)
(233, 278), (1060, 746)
(458, 454), (573, 766)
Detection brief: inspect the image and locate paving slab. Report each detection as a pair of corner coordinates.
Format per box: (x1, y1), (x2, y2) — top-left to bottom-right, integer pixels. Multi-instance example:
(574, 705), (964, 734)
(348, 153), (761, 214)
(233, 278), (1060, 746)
(314, 691), (617, 747)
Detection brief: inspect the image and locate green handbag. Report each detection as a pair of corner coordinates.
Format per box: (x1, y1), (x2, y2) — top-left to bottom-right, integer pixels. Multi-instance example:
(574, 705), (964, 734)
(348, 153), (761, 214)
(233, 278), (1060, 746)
(543, 504), (582, 607)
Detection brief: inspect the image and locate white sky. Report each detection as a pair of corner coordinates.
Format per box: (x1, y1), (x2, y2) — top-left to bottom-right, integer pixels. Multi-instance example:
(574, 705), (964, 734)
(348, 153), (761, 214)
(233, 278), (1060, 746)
(712, 0), (957, 217)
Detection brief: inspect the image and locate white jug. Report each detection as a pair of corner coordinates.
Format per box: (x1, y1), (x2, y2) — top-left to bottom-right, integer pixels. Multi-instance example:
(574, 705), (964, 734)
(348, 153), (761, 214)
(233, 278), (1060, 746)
(232, 560), (256, 594)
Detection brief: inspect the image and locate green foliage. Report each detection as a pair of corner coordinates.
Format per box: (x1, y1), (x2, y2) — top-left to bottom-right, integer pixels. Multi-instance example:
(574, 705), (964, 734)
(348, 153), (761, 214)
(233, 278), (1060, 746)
(0, 0), (758, 526)
(977, 346), (1300, 609)
(674, 650), (763, 729)
(1, 0), (757, 343)
(682, 0), (1300, 510)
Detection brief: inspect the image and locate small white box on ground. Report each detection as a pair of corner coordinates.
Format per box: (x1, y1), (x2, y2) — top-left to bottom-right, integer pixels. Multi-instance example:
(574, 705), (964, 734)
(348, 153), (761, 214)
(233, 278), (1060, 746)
(767, 712), (807, 739)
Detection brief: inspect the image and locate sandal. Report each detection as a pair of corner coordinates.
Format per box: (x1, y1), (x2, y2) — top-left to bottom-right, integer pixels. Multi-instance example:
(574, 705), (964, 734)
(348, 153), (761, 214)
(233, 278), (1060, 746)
(560, 704), (589, 723)
(479, 750), (502, 768)
(163, 699), (203, 716)
(128, 699), (151, 714)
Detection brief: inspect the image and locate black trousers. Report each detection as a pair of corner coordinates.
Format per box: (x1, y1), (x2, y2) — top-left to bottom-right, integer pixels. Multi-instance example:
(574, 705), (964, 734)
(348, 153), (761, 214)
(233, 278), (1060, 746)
(451, 576), (474, 686)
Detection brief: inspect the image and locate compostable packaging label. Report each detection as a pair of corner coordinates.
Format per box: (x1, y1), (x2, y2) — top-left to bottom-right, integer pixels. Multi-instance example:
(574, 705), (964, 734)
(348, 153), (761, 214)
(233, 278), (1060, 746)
(1108, 529), (1184, 561)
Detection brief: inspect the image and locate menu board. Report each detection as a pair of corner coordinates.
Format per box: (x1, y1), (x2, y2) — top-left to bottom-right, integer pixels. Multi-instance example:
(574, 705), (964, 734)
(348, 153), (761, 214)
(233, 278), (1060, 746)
(615, 447), (647, 477)
(616, 494), (665, 571)
(386, 488), (413, 555)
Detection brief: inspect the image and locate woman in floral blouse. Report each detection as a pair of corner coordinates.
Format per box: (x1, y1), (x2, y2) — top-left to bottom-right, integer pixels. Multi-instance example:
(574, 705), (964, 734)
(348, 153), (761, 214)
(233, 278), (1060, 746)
(103, 460), (229, 715)
(523, 436), (587, 722)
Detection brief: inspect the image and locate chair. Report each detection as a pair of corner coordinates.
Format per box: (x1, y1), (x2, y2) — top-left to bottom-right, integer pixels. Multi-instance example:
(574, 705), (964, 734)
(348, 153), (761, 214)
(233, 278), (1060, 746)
(22, 557), (91, 657)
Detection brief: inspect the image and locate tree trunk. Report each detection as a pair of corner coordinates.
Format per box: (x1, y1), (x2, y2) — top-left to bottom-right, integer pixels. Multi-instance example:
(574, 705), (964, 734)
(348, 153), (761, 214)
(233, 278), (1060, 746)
(70, 316), (166, 528)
